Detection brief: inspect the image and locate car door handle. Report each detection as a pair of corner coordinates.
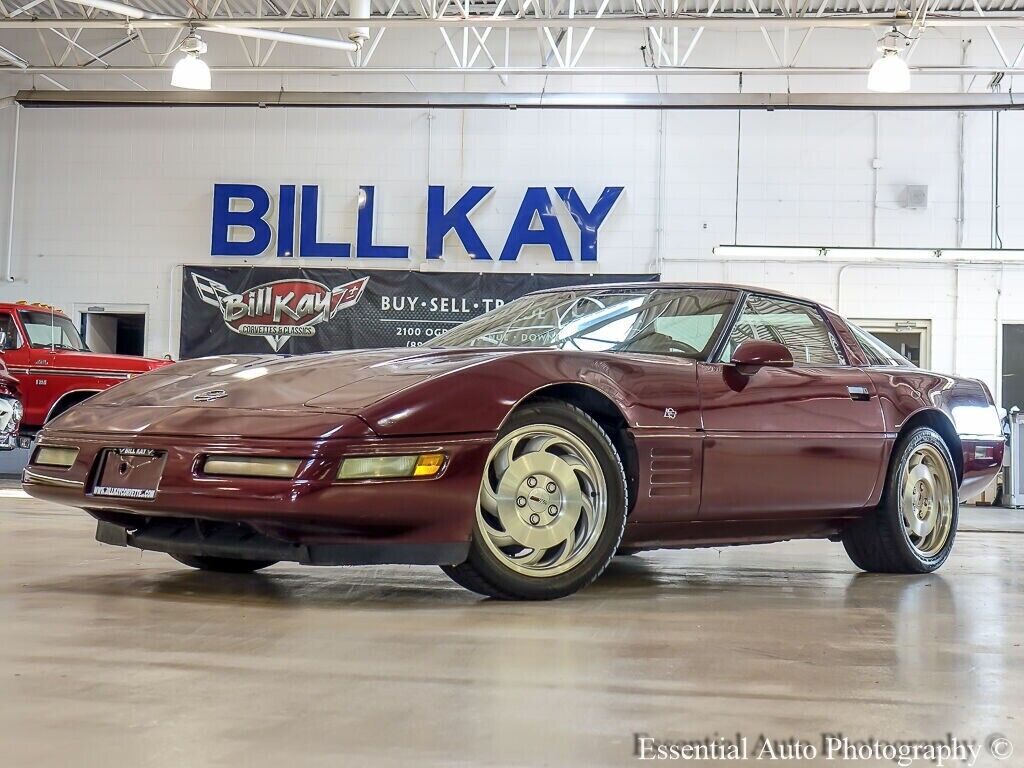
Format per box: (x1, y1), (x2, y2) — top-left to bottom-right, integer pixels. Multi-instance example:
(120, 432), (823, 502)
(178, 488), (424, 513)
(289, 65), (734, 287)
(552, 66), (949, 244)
(847, 385), (872, 401)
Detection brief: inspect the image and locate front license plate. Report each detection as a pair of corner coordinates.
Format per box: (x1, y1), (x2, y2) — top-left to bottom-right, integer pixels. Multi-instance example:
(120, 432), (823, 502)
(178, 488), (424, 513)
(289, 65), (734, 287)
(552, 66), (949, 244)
(91, 448), (167, 500)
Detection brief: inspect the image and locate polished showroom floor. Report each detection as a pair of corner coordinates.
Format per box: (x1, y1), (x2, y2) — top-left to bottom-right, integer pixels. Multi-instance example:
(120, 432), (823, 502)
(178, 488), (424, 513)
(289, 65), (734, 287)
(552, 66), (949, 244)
(3, 483), (1023, 768)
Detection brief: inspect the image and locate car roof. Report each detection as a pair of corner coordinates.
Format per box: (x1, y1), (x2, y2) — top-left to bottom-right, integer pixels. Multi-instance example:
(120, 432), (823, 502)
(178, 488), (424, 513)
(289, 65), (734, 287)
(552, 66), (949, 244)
(526, 281), (836, 312)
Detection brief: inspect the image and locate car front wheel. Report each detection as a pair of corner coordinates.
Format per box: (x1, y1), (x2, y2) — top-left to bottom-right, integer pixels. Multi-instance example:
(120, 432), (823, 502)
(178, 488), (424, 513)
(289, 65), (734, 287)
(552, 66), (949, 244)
(442, 399), (627, 600)
(842, 426), (958, 573)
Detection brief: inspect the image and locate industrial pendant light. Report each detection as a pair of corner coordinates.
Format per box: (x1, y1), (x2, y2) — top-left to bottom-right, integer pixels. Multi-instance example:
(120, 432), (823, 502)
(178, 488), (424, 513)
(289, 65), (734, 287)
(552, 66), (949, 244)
(868, 28), (911, 93)
(171, 32), (211, 90)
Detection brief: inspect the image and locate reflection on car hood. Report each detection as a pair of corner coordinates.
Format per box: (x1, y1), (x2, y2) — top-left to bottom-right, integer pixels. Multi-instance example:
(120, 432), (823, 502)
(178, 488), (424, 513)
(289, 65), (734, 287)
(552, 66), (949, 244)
(84, 347), (524, 412)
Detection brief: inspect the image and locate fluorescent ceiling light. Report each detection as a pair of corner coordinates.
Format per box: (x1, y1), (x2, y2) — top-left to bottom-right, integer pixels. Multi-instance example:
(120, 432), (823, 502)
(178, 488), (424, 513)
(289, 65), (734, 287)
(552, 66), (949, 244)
(198, 25), (358, 53)
(68, 0), (361, 53)
(68, 0), (170, 19)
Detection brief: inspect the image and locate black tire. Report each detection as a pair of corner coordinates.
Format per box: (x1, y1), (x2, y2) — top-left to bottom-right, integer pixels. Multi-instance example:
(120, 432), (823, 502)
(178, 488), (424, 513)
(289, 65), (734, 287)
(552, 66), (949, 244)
(441, 399), (628, 600)
(842, 426), (959, 574)
(170, 554), (278, 573)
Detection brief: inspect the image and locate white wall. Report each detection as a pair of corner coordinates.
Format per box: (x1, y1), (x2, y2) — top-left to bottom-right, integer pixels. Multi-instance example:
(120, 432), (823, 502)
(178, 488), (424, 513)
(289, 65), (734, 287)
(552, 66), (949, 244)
(1, 99), (1023, 402)
(0, 94), (17, 282)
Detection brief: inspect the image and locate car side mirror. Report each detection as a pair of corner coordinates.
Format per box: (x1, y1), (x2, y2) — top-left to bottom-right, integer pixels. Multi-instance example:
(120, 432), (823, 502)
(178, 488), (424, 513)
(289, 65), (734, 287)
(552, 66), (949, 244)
(731, 340), (794, 374)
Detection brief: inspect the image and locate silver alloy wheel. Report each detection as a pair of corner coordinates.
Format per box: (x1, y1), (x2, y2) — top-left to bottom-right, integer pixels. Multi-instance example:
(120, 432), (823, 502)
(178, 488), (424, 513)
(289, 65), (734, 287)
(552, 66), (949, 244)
(477, 424), (608, 578)
(900, 443), (955, 558)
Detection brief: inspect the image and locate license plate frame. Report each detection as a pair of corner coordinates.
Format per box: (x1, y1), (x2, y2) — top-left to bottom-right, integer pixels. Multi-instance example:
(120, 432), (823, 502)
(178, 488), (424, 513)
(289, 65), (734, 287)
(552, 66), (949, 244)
(91, 447), (167, 501)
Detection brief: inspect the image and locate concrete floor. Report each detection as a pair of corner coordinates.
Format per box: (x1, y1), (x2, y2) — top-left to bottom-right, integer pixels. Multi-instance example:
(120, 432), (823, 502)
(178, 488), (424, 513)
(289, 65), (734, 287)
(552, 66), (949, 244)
(3, 487), (1023, 768)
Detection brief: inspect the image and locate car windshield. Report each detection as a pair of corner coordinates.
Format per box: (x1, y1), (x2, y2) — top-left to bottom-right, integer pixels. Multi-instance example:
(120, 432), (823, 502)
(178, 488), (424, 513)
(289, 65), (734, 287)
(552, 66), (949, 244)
(847, 322), (914, 367)
(426, 287), (738, 359)
(18, 310), (90, 352)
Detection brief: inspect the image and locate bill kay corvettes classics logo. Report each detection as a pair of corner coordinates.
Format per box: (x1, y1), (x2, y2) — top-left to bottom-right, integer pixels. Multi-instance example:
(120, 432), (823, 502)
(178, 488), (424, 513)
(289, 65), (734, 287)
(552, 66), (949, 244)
(192, 273), (369, 352)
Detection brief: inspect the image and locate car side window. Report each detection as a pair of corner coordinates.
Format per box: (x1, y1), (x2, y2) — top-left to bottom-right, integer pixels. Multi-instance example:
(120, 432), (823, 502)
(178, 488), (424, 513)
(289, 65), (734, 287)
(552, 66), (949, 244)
(721, 295), (846, 366)
(0, 313), (20, 351)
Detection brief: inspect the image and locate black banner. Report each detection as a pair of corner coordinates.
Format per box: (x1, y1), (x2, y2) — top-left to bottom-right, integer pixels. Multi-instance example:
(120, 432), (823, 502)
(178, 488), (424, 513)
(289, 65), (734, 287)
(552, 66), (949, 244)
(180, 266), (658, 359)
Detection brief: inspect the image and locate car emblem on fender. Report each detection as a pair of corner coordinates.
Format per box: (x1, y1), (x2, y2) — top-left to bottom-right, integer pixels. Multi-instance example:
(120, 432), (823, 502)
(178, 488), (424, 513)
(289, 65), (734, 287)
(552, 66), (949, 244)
(193, 389), (228, 402)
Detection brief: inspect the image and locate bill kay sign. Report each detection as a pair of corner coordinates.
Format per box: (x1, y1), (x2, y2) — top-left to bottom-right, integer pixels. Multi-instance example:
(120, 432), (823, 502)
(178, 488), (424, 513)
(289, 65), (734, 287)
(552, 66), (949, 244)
(211, 184), (624, 262)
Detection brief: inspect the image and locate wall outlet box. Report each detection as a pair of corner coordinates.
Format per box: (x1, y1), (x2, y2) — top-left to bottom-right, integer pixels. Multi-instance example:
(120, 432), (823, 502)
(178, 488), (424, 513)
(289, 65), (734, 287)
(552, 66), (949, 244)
(904, 185), (929, 209)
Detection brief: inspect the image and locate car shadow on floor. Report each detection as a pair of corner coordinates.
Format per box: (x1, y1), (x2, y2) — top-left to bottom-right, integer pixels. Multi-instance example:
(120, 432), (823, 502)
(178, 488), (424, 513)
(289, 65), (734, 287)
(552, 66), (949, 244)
(19, 553), (667, 609)
(18, 550), (955, 620)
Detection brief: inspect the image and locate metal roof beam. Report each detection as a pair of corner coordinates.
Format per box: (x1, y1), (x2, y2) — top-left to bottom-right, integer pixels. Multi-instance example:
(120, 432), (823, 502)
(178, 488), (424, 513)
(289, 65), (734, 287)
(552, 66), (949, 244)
(8, 13), (1024, 28)
(18, 63), (1024, 73)
(16, 89), (1024, 108)
(0, 43), (28, 67)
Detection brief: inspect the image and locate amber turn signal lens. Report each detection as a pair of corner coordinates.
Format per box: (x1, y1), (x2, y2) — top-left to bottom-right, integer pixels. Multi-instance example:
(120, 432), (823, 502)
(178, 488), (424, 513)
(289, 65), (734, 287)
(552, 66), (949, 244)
(412, 453), (445, 477)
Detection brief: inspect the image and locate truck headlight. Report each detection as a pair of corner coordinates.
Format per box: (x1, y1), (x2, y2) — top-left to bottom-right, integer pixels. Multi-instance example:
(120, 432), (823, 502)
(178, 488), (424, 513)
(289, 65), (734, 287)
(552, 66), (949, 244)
(0, 398), (20, 434)
(337, 453), (446, 481)
(32, 446), (79, 468)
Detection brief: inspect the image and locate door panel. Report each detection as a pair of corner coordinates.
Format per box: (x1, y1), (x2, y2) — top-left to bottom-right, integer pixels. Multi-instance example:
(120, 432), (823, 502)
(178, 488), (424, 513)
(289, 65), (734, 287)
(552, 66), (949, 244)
(697, 362), (887, 519)
(619, 356), (703, 523)
(23, 349), (57, 427)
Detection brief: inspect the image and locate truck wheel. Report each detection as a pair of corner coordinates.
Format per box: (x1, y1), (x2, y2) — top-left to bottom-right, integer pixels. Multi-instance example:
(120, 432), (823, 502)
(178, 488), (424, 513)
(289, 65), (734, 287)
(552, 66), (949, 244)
(842, 426), (958, 573)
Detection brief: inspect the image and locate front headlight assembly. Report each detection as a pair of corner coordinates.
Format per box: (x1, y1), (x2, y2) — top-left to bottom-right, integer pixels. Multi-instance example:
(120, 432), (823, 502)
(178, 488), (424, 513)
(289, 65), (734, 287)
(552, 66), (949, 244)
(337, 453), (445, 481)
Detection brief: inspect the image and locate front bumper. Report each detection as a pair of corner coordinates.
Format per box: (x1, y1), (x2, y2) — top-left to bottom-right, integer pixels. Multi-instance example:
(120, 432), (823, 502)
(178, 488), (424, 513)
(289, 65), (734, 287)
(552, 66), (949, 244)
(95, 517), (470, 566)
(23, 427), (494, 555)
(960, 436), (1006, 500)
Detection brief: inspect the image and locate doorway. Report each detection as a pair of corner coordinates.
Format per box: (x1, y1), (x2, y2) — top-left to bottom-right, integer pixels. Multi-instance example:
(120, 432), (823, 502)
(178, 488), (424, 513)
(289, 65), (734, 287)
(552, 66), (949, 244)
(80, 312), (146, 356)
(851, 319), (931, 368)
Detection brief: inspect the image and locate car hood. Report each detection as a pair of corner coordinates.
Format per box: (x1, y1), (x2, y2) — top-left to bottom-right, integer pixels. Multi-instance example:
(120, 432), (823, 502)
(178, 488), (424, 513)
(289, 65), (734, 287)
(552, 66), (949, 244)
(50, 349), (170, 374)
(85, 347), (522, 412)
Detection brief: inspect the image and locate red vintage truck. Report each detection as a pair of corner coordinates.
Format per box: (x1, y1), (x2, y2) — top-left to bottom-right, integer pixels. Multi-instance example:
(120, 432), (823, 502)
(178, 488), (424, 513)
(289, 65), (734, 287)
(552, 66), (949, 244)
(0, 301), (171, 441)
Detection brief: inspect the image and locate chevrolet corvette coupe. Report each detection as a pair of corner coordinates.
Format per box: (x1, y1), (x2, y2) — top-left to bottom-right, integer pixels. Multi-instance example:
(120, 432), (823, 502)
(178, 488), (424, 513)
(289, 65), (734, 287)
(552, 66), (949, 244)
(24, 283), (1004, 600)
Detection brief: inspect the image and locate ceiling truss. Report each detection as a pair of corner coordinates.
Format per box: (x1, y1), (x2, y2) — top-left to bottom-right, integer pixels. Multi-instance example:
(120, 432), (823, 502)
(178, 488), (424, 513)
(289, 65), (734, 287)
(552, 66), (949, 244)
(3, 0), (1024, 87)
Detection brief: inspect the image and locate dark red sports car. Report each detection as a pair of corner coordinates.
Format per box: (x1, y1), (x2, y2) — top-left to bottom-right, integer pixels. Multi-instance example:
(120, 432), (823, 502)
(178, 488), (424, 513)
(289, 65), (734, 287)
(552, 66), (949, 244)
(24, 283), (1004, 599)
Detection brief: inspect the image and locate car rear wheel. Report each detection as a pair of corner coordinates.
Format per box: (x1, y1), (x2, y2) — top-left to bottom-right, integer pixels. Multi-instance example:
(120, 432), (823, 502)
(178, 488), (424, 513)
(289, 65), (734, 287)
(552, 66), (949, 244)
(441, 399), (627, 600)
(842, 426), (958, 573)
(170, 554), (278, 573)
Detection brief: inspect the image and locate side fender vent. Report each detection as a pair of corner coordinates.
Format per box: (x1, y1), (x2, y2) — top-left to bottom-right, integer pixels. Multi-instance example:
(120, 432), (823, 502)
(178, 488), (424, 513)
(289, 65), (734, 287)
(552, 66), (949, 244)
(648, 445), (695, 498)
